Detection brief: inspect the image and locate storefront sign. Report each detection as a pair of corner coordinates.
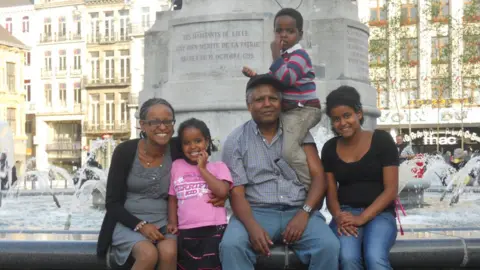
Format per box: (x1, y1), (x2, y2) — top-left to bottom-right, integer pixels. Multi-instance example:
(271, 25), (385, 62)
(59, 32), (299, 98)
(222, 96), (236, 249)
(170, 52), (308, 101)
(404, 129), (480, 144)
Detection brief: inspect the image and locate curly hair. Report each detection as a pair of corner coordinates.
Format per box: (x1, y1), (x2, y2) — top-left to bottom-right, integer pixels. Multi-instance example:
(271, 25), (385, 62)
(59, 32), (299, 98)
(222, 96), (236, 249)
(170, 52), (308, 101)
(326, 85), (364, 125)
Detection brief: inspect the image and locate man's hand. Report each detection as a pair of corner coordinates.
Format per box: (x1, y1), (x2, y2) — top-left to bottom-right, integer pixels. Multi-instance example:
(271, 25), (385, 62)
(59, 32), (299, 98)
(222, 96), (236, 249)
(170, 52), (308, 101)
(208, 193), (227, 207)
(282, 211), (309, 244)
(247, 223), (273, 256)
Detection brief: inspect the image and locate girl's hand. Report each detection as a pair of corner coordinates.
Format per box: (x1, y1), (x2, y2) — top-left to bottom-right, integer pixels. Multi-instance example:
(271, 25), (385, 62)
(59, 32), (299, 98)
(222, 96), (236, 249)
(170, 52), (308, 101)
(341, 215), (368, 227)
(197, 150), (209, 170)
(337, 224), (358, 237)
(167, 223), (178, 235)
(242, 66), (257, 77)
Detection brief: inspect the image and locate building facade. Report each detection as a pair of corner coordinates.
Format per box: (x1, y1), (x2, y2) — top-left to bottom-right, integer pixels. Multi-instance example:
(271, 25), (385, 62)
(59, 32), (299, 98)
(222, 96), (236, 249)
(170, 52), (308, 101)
(32, 0), (87, 171)
(0, 25), (29, 174)
(356, 0), (480, 153)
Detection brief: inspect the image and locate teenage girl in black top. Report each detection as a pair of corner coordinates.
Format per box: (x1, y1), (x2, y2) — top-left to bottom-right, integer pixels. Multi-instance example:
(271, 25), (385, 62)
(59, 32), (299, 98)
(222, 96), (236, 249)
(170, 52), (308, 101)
(321, 86), (399, 270)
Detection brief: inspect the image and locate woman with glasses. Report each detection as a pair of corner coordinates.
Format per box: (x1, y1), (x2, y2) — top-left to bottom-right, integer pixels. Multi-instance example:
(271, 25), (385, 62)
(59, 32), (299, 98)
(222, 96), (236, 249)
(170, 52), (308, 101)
(97, 98), (225, 270)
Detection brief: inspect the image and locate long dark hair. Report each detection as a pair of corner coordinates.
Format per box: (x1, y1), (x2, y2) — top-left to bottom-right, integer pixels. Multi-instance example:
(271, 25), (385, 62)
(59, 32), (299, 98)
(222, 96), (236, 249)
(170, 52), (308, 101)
(177, 118), (218, 159)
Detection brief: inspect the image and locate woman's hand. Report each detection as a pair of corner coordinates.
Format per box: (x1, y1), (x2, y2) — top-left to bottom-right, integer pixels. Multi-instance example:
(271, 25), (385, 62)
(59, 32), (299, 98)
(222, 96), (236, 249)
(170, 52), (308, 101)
(208, 193), (228, 207)
(138, 223), (165, 242)
(167, 223), (178, 235)
(340, 214), (368, 227)
(197, 150), (209, 170)
(337, 224), (358, 237)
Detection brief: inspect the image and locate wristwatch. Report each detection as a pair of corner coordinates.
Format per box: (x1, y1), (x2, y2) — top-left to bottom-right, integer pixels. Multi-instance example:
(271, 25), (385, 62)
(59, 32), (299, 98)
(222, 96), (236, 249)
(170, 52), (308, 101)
(302, 204), (313, 214)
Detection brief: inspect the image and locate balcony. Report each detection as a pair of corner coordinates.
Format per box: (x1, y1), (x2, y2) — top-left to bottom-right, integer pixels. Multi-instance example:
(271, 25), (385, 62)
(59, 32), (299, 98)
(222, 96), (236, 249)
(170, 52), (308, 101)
(84, 76), (131, 88)
(41, 68), (53, 79)
(70, 67), (82, 77)
(87, 34), (130, 45)
(128, 93), (138, 106)
(56, 68), (68, 78)
(73, 103), (84, 114)
(46, 141), (81, 151)
(83, 121), (131, 134)
(39, 32), (83, 44)
(128, 23), (152, 36)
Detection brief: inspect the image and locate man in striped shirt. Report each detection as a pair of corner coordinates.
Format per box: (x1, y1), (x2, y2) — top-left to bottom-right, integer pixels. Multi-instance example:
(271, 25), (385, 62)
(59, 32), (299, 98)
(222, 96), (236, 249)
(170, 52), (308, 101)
(219, 74), (339, 270)
(242, 8), (322, 191)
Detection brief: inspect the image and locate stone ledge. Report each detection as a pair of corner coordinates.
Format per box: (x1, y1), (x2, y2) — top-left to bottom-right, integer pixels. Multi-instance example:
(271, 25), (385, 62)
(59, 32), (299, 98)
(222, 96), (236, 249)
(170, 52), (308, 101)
(1, 237), (480, 269)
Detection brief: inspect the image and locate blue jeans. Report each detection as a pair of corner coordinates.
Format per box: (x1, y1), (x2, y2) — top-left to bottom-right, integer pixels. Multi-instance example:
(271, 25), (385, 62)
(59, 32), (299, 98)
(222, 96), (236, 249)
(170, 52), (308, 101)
(329, 207), (397, 270)
(220, 206), (340, 270)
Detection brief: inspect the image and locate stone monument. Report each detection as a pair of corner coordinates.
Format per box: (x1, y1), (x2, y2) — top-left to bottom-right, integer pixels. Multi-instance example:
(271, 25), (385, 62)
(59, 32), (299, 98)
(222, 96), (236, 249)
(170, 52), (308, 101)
(140, 0), (380, 145)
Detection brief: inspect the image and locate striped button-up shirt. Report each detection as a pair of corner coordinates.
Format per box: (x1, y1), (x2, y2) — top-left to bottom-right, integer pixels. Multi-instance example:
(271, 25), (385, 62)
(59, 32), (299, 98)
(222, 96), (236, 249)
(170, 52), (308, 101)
(222, 120), (314, 206)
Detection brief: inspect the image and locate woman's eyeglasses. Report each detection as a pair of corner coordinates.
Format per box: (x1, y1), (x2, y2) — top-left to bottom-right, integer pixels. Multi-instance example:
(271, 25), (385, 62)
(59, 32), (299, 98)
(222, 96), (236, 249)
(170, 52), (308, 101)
(145, 119), (175, 128)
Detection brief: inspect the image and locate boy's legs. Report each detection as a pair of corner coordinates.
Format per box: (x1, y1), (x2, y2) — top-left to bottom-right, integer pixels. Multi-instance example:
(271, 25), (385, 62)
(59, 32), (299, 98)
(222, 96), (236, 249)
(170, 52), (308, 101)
(220, 207), (282, 270)
(281, 106), (322, 190)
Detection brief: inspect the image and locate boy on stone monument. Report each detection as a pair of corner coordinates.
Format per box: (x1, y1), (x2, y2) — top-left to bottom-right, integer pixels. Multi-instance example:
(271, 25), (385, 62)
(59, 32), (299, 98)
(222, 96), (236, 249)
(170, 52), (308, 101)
(242, 8), (321, 190)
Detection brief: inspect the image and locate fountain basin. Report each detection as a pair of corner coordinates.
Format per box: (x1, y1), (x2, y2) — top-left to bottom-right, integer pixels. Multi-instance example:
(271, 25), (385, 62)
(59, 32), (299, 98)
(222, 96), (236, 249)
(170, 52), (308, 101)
(399, 177), (432, 206)
(0, 230), (480, 269)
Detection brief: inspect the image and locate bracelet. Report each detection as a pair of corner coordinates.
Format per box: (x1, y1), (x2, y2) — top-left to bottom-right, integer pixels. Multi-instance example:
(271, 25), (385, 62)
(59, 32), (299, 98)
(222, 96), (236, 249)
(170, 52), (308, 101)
(134, 221), (148, 232)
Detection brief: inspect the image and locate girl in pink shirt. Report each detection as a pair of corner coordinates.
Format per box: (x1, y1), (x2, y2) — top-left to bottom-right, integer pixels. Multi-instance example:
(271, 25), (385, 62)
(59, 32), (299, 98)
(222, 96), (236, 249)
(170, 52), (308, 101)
(167, 118), (232, 270)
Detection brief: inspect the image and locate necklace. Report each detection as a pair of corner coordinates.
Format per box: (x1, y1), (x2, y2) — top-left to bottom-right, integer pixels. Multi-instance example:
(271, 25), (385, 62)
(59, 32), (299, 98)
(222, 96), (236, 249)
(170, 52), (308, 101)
(143, 143), (165, 167)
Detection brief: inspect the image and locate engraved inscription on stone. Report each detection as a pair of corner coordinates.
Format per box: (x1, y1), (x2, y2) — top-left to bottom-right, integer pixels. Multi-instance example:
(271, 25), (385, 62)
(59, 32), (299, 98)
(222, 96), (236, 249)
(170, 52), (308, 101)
(172, 20), (263, 79)
(346, 26), (369, 81)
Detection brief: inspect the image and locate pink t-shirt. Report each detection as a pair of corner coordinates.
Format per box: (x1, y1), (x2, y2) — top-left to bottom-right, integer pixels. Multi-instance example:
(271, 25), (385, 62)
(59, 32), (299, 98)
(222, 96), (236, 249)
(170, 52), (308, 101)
(168, 159), (233, 230)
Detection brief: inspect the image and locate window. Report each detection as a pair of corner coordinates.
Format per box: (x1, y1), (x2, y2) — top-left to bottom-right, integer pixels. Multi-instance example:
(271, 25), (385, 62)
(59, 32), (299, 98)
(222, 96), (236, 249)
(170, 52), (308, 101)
(120, 50), (130, 82)
(44, 51), (52, 70)
(105, 51), (115, 83)
(25, 80), (31, 102)
(119, 10), (129, 41)
(369, 0), (387, 26)
(401, 38), (418, 65)
(58, 17), (66, 40)
(104, 11), (114, 41)
(105, 93), (115, 128)
(90, 13), (100, 42)
(74, 82), (81, 104)
(464, 0), (480, 22)
(43, 18), (52, 41)
(432, 0), (449, 22)
(7, 108), (16, 134)
(74, 49), (81, 70)
(59, 50), (67, 71)
(45, 84), (52, 106)
(431, 36), (449, 63)
(463, 35), (480, 63)
(90, 94), (100, 127)
(462, 78), (480, 104)
(24, 52), (31, 66)
(401, 0), (418, 25)
(373, 80), (389, 108)
(432, 78), (451, 100)
(90, 52), (100, 82)
(142, 7), (150, 28)
(5, 18), (12, 33)
(7, 62), (15, 93)
(369, 39), (388, 66)
(73, 14), (81, 37)
(400, 80), (418, 106)
(59, 83), (66, 107)
(120, 93), (130, 124)
(22, 16), (29, 33)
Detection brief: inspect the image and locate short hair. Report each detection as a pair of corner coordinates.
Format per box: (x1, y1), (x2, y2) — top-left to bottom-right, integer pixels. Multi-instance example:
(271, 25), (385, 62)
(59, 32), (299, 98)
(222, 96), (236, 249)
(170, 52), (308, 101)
(274, 8), (304, 31)
(139, 98), (175, 121)
(177, 118), (217, 156)
(326, 85), (364, 125)
(245, 86), (282, 105)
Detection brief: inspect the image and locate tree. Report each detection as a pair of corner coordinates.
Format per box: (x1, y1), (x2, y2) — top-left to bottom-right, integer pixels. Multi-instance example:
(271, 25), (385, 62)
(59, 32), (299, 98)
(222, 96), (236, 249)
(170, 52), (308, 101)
(368, 0), (480, 151)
